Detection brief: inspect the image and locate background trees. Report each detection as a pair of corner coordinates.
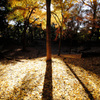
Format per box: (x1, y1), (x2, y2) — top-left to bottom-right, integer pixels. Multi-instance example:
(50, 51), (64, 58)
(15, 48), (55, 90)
(0, 0), (100, 56)
(0, 0), (10, 45)
(80, 0), (100, 41)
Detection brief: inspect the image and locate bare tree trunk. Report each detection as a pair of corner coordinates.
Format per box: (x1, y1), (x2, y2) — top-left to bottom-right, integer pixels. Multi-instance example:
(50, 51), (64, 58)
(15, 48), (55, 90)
(22, 20), (27, 51)
(22, 7), (36, 51)
(91, 0), (97, 40)
(46, 0), (51, 61)
(58, 27), (62, 56)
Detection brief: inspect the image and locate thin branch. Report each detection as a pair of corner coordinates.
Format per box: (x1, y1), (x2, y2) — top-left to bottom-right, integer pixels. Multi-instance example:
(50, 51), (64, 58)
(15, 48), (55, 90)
(51, 12), (62, 25)
(82, 0), (92, 8)
(52, 14), (61, 26)
(30, 18), (39, 24)
(27, 1), (38, 19)
(27, 8), (34, 19)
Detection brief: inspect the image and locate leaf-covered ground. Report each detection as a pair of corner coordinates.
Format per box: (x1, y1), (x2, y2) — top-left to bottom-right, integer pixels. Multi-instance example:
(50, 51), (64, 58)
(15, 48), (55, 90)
(0, 45), (100, 100)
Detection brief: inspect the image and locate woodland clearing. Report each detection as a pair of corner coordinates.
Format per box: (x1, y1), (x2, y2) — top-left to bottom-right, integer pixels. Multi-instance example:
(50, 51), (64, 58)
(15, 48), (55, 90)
(0, 42), (100, 100)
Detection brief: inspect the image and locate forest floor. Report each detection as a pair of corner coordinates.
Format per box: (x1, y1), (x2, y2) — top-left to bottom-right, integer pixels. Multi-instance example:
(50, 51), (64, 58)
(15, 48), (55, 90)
(0, 40), (100, 100)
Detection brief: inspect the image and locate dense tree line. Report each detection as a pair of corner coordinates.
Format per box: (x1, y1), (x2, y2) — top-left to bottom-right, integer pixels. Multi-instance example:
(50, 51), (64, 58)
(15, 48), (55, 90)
(0, 0), (100, 57)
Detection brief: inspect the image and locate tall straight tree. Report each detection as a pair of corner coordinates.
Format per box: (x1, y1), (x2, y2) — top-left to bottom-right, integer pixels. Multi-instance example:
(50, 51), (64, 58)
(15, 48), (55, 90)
(46, 0), (51, 61)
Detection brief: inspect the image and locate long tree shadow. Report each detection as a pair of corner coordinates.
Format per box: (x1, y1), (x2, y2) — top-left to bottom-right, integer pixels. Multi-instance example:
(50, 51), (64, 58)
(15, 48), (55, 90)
(42, 60), (53, 100)
(62, 57), (94, 100)
(61, 55), (100, 77)
(6, 71), (44, 100)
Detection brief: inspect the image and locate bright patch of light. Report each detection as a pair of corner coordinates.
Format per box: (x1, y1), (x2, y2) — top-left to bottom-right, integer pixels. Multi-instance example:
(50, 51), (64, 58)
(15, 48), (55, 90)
(51, 4), (54, 11)
(0, 7), (5, 11)
(42, 4), (53, 12)
(89, 27), (92, 29)
(82, 5), (91, 10)
(77, 30), (80, 33)
(80, 25), (84, 28)
(0, 57), (46, 99)
(9, 20), (16, 25)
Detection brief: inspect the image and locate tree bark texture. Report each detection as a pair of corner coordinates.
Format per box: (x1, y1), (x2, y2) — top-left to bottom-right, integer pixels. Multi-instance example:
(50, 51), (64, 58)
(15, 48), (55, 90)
(58, 27), (62, 56)
(46, 0), (51, 61)
(22, 20), (27, 51)
(91, 0), (97, 40)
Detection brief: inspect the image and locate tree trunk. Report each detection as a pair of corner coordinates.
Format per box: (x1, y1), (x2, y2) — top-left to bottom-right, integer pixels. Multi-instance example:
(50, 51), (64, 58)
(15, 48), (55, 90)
(91, 0), (97, 40)
(58, 27), (62, 56)
(46, 0), (51, 61)
(58, 4), (64, 56)
(22, 20), (27, 51)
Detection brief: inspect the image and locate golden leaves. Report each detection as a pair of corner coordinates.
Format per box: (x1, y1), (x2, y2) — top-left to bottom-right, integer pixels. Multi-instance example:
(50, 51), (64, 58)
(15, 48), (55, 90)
(0, 48), (100, 99)
(7, 0), (43, 25)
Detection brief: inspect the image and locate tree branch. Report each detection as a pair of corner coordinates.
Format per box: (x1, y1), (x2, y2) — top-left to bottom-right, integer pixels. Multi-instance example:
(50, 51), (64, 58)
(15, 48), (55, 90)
(30, 18), (39, 24)
(51, 12), (62, 25)
(82, 0), (92, 8)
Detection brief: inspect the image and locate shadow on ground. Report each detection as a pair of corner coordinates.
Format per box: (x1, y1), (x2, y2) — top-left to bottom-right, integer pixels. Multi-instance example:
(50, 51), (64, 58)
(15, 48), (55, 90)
(6, 71), (43, 100)
(64, 61), (94, 100)
(0, 44), (46, 65)
(60, 55), (100, 77)
(42, 60), (53, 100)
(59, 55), (100, 100)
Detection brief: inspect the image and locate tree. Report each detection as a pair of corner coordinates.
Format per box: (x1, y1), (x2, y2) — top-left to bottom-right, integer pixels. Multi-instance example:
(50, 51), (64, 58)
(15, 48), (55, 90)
(81, 0), (100, 40)
(51, 0), (76, 55)
(46, 0), (51, 61)
(0, 0), (9, 38)
(7, 0), (44, 50)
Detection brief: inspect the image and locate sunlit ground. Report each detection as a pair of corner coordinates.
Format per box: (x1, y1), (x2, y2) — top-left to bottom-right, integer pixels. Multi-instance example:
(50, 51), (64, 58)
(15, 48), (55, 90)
(0, 55), (100, 100)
